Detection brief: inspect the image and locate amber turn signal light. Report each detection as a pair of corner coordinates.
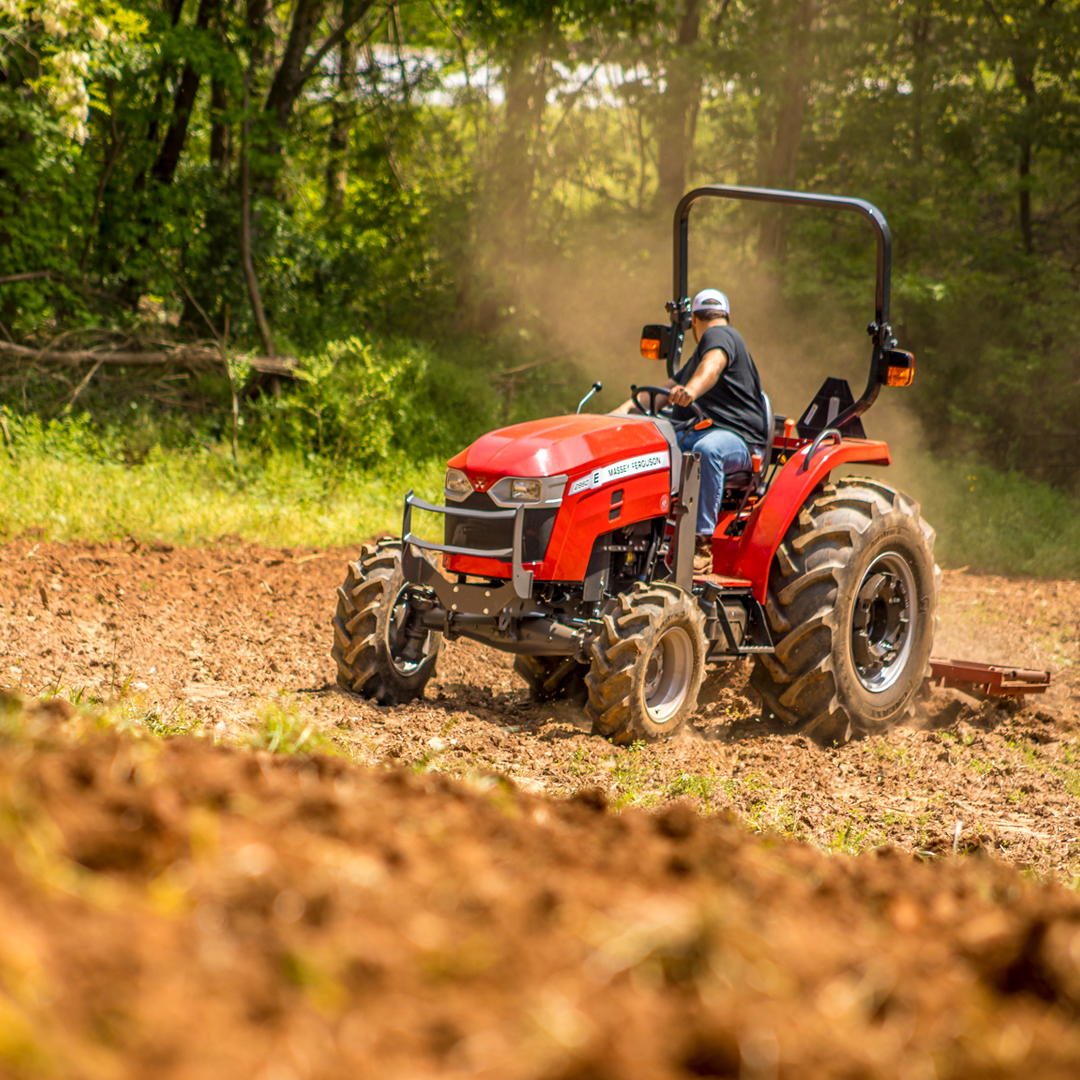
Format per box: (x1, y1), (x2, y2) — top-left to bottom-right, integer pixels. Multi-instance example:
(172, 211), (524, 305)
(639, 324), (671, 361)
(694, 419), (713, 430)
(882, 348), (915, 387)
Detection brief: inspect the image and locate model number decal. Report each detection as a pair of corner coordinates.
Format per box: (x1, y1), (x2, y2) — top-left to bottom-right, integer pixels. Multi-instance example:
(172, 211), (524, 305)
(567, 450), (670, 496)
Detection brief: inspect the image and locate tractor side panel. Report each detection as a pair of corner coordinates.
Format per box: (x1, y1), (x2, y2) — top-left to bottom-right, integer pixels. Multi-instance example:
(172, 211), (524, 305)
(542, 470), (671, 580)
(710, 439), (892, 602)
(444, 469), (671, 581)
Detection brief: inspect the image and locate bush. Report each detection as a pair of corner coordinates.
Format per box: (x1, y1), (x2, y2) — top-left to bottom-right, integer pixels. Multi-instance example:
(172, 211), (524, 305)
(247, 335), (539, 470)
(251, 337), (413, 469)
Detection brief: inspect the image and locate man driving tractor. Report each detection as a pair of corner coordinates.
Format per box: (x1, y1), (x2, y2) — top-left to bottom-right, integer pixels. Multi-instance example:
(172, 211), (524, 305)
(614, 288), (769, 555)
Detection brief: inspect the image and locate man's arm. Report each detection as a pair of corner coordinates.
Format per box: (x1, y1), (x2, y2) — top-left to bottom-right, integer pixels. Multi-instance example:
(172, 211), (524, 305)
(667, 348), (727, 407)
(611, 378), (677, 415)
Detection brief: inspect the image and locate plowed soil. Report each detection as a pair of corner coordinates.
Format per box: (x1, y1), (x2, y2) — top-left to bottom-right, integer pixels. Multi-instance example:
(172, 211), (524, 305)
(2, 540), (1080, 1078)
(2, 540), (1078, 872)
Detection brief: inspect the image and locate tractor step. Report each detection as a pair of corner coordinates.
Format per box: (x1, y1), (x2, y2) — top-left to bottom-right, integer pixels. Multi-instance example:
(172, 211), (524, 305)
(693, 573), (754, 588)
(925, 658), (1051, 698)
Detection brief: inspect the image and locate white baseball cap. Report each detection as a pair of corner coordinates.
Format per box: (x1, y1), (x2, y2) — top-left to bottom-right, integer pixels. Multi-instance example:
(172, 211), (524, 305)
(691, 289), (730, 317)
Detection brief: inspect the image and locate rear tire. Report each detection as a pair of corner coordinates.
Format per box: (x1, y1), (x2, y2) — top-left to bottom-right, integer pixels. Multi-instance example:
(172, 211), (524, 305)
(585, 582), (707, 745)
(750, 478), (938, 744)
(332, 540), (441, 704)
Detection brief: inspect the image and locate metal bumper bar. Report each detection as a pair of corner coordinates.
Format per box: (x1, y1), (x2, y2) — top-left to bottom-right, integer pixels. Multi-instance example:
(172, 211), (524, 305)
(401, 490), (534, 600)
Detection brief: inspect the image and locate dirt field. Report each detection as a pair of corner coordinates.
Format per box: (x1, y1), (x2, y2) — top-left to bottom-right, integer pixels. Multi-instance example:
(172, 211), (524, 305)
(2, 539), (1078, 874)
(3, 540), (1080, 1078)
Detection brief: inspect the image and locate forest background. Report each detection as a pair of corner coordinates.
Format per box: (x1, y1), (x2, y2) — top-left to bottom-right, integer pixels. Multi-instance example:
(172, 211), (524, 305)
(1, 0), (1079, 572)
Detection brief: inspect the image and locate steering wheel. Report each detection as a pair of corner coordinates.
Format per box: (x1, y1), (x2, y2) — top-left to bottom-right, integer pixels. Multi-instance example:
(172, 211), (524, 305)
(630, 384), (710, 432)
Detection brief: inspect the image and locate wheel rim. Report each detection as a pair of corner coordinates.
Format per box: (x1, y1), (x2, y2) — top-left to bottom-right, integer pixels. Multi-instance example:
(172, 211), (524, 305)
(850, 552), (916, 693)
(388, 586), (434, 676)
(641, 625), (694, 723)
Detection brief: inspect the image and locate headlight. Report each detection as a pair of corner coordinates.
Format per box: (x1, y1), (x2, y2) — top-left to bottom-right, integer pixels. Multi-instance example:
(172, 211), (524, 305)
(444, 468), (473, 499)
(510, 478), (543, 502)
(488, 475), (567, 506)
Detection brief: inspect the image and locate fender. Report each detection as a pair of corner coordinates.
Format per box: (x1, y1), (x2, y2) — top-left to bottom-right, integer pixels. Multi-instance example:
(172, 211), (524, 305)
(711, 438), (892, 602)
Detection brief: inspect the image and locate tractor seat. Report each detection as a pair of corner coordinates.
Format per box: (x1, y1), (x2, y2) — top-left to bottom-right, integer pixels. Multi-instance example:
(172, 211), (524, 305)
(719, 471), (754, 511)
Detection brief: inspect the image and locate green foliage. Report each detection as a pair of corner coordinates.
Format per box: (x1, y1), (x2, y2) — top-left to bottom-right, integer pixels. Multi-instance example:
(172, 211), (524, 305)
(252, 338), (414, 470)
(3, 0), (1080, 527)
(248, 335), (511, 472)
(0, 407), (119, 463)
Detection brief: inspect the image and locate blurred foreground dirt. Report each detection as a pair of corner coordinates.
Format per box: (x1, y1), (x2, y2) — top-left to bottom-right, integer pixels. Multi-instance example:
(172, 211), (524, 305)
(4, 696), (1080, 1079)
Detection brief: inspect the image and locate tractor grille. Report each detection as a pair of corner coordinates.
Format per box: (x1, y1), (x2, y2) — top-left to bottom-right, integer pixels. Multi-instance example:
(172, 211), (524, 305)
(444, 492), (558, 563)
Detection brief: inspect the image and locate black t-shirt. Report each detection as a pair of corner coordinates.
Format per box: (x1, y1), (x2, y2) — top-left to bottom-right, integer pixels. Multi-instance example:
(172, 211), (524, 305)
(671, 324), (768, 446)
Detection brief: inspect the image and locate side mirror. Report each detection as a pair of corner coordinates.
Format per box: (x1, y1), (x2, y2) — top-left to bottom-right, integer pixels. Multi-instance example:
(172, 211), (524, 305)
(880, 348), (914, 387)
(640, 324), (671, 361)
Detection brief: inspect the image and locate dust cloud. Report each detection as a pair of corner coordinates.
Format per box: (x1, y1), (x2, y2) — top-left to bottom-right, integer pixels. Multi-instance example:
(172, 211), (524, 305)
(514, 203), (942, 520)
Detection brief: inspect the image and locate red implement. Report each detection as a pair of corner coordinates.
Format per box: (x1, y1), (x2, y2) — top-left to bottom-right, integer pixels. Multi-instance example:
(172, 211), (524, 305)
(927, 658), (1051, 698)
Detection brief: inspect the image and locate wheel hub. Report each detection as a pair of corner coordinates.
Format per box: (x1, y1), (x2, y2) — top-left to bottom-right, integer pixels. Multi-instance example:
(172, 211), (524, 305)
(389, 588), (434, 675)
(642, 626), (693, 723)
(850, 553), (916, 692)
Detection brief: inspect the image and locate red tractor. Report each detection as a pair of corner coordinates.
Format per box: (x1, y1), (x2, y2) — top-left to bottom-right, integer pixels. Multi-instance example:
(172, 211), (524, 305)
(332, 186), (1043, 744)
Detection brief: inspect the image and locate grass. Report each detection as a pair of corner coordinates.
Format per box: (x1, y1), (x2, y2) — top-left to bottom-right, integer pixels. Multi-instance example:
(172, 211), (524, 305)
(5, 403), (1080, 577)
(0, 441), (445, 548)
(666, 772), (715, 805)
(611, 742), (660, 808)
(916, 457), (1080, 578)
(249, 700), (341, 755)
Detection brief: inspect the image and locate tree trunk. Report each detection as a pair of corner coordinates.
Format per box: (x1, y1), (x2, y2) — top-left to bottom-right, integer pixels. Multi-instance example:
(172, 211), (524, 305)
(1017, 133), (1033, 254)
(210, 76), (231, 175)
(255, 0), (375, 193)
(909, 0), (932, 167)
(1009, 50), (1038, 256)
(325, 0), (361, 209)
(209, 0), (233, 176)
(654, 0), (703, 215)
(122, 0), (190, 309)
(758, 0), (816, 262)
(487, 31), (551, 268)
(241, 0), (275, 357)
(265, 0), (329, 128)
(135, 0), (189, 192)
(984, 0), (1053, 256)
(153, 0), (221, 185)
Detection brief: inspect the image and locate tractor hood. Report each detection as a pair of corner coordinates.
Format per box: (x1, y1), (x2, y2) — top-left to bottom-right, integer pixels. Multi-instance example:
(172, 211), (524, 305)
(447, 414), (671, 484)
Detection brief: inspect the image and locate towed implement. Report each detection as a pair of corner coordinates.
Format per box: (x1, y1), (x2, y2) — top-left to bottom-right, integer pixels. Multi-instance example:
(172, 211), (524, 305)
(332, 185), (1050, 745)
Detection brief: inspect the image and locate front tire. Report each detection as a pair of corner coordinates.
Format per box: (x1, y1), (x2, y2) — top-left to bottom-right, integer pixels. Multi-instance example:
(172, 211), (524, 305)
(585, 583), (707, 745)
(750, 477), (938, 743)
(332, 540), (441, 704)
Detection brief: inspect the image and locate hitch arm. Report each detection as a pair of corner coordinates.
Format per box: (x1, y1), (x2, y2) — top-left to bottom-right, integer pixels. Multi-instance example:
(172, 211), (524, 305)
(926, 658), (1051, 698)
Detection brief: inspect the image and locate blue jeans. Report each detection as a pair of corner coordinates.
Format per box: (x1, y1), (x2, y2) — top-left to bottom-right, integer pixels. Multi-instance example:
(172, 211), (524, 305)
(677, 425), (753, 536)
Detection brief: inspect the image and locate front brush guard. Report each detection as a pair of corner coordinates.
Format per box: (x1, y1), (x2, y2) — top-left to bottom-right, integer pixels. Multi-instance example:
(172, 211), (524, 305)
(400, 490), (534, 606)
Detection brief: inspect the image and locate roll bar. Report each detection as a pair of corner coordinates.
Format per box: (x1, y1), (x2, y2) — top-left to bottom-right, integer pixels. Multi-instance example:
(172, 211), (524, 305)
(670, 185), (897, 432)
